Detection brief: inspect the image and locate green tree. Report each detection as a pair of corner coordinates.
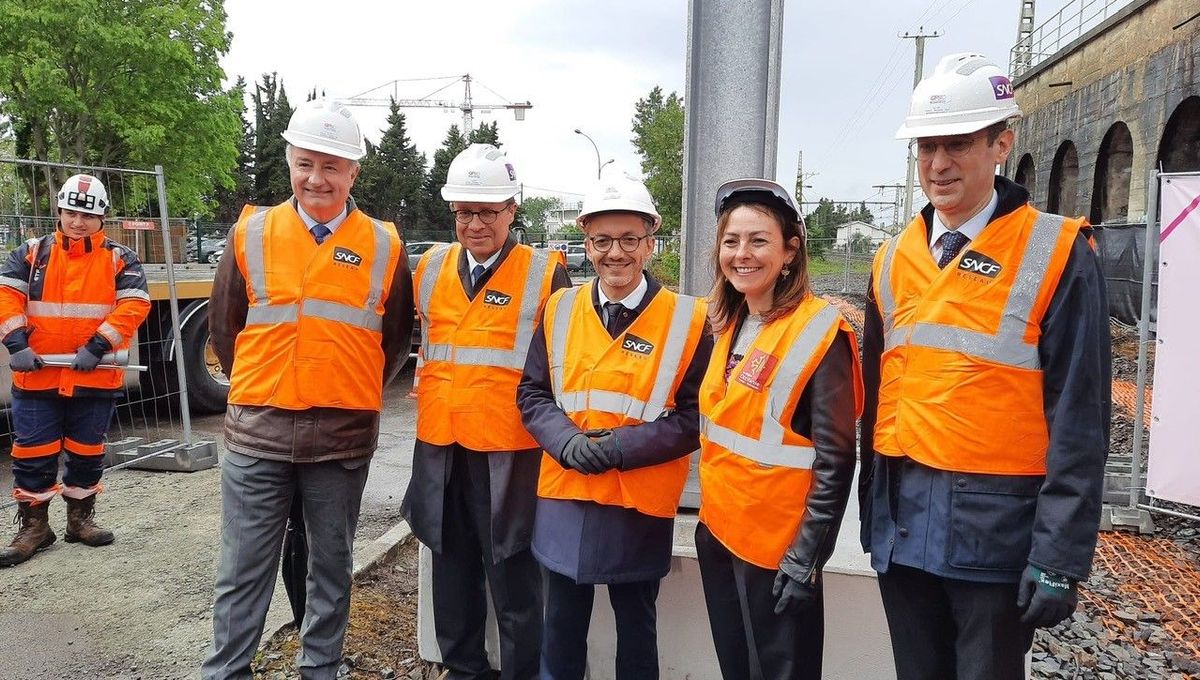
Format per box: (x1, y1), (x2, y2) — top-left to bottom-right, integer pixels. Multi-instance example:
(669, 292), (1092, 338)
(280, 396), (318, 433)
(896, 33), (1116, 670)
(356, 100), (427, 229)
(210, 77), (254, 222)
(416, 124), (468, 237)
(251, 73), (292, 206)
(0, 0), (243, 216)
(468, 121), (501, 145)
(631, 87), (684, 236)
(516, 195), (561, 237)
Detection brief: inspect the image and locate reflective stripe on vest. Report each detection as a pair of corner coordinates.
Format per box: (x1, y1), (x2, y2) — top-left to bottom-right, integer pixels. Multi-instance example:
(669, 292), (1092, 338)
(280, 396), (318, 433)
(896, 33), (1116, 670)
(700, 304), (839, 469)
(0, 313), (27, 337)
(27, 301), (113, 319)
(416, 245), (552, 370)
(548, 286), (698, 422)
(876, 210), (1065, 369)
(0, 276), (29, 295)
(242, 209), (393, 332)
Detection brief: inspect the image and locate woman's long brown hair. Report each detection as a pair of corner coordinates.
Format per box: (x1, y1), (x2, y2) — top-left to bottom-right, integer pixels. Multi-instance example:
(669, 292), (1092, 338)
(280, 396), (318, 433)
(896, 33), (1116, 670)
(708, 199), (811, 335)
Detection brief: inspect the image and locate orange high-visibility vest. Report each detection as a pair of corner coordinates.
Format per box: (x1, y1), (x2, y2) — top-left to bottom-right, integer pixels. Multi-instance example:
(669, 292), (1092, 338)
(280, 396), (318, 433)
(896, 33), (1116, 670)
(699, 296), (862, 569)
(871, 204), (1083, 475)
(414, 242), (558, 451)
(0, 231), (150, 396)
(226, 202), (401, 411)
(537, 281), (708, 518)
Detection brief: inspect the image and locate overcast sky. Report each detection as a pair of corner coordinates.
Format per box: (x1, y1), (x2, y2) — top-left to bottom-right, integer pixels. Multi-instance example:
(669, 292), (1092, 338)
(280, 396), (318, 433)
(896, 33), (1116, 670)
(221, 0), (1087, 221)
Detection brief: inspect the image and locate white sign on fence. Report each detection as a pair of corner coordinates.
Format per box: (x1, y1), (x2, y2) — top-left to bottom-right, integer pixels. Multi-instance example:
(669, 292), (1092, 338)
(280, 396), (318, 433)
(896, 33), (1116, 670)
(1147, 173), (1200, 508)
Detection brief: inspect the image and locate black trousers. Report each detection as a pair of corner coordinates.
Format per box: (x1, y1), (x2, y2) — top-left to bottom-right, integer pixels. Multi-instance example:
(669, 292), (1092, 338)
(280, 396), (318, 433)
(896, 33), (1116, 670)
(695, 522), (824, 680)
(431, 447), (542, 680)
(541, 568), (661, 680)
(877, 563), (1035, 680)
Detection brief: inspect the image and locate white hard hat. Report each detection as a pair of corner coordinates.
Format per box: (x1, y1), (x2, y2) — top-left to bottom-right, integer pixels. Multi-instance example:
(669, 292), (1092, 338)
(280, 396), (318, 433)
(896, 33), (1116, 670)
(281, 100), (365, 161)
(57, 174), (109, 216)
(895, 53), (1023, 139)
(714, 177), (807, 240)
(577, 167), (662, 233)
(441, 143), (522, 205)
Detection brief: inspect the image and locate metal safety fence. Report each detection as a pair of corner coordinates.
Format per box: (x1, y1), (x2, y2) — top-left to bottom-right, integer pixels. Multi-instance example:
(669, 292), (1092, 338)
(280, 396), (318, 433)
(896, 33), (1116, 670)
(0, 157), (218, 511)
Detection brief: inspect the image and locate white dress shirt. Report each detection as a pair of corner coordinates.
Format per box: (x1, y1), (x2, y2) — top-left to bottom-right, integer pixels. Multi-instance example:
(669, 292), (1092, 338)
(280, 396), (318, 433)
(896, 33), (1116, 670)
(928, 190), (998, 261)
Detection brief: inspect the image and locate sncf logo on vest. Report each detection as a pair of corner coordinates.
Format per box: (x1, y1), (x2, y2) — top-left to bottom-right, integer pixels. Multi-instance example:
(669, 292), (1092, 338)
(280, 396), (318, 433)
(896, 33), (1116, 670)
(332, 247), (363, 267)
(483, 290), (512, 306)
(956, 250), (1003, 279)
(621, 333), (655, 356)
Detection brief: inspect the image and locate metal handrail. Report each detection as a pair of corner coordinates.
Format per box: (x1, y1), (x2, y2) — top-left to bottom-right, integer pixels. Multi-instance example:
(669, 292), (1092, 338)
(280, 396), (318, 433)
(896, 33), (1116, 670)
(1010, 0), (1135, 78)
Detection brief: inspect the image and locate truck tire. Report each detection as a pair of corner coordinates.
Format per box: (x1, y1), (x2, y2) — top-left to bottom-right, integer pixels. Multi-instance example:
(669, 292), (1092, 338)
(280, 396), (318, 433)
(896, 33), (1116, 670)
(181, 311), (228, 414)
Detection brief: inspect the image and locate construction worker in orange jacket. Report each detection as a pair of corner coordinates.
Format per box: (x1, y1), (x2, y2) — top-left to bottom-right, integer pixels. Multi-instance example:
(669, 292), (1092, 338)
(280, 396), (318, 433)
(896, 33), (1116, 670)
(402, 143), (570, 680)
(861, 54), (1110, 680)
(0, 173), (151, 567)
(696, 178), (862, 680)
(517, 169), (713, 679)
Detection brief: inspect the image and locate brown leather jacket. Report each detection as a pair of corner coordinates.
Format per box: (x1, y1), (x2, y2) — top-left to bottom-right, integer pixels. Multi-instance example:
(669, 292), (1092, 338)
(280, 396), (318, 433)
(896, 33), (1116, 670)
(208, 198), (414, 463)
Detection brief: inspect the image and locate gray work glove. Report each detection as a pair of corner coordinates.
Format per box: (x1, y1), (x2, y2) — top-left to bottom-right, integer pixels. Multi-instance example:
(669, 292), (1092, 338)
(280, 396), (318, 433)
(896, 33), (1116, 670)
(560, 433), (609, 475)
(70, 345), (104, 372)
(587, 430), (624, 470)
(9, 347), (44, 372)
(772, 570), (820, 615)
(1017, 564), (1078, 628)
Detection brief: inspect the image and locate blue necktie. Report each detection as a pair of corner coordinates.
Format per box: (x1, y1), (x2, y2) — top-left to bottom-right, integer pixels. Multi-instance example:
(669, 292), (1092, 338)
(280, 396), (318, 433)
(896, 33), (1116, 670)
(604, 302), (626, 337)
(938, 230), (969, 268)
(470, 264), (486, 289)
(311, 224), (331, 245)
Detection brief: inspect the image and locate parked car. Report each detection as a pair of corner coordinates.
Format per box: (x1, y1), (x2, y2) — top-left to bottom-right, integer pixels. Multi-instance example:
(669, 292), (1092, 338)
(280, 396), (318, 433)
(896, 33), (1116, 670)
(185, 235), (226, 264)
(565, 244), (591, 273)
(406, 241), (450, 270)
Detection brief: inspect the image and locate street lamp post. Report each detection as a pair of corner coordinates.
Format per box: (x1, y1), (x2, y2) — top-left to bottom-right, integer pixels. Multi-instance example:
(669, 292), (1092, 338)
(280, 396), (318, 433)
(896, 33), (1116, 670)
(574, 128), (603, 178)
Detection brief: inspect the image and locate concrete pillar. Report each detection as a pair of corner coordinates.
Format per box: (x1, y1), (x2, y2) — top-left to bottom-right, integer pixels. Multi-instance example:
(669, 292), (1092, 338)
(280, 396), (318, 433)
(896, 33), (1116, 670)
(680, 0), (785, 296)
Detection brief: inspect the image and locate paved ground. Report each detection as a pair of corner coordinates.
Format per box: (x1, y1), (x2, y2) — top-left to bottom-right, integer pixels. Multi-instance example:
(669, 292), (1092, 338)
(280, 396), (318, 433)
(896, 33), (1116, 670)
(0, 368), (419, 680)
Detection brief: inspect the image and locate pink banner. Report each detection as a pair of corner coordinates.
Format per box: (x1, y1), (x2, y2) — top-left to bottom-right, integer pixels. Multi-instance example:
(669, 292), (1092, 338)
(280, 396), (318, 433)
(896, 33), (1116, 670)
(1147, 174), (1200, 508)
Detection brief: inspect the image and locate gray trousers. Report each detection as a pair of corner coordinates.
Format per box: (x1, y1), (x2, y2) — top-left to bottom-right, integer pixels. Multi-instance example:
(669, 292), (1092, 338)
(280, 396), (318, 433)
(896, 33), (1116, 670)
(202, 451), (371, 680)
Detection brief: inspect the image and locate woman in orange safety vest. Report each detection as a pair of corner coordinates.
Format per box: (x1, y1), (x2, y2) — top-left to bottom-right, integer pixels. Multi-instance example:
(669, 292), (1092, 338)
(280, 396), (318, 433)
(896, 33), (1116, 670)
(696, 178), (862, 680)
(0, 173), (150, 568)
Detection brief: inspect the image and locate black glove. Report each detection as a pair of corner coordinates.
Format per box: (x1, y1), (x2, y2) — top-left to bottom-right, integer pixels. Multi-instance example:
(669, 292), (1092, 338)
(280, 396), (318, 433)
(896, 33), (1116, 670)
(559, 433), (608, 475)
(772, 570), (820, 615)
(70, 345), (104, 372)
(1017, 564), (1078, 628)
(9, 347), (43, 372)
(588, 431), (624, 471)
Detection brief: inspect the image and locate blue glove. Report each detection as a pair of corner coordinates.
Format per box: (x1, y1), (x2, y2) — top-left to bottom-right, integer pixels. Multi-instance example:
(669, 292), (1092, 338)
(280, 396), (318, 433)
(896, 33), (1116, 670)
(1017, 564), (1078, 628)
(9, 347), (43, 372)
(772, 570), (820, 615)
(70, 345), (104, 372)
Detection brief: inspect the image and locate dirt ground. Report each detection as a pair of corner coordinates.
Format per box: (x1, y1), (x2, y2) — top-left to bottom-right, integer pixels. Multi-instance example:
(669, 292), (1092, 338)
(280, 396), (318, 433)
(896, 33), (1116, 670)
(0, 377), (418, 680)
(255, 540), (439, 680)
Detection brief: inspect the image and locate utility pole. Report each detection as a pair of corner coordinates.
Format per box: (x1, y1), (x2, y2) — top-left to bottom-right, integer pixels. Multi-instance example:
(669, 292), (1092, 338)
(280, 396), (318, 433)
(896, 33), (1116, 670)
(900, 28), (941, 224)
(873, 183), (906, 233)
(794, 150), (818, 207)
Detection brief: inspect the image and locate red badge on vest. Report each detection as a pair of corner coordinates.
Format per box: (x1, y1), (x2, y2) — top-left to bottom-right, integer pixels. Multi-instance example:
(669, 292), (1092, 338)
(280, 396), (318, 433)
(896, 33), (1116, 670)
(736, 349), (778, 392)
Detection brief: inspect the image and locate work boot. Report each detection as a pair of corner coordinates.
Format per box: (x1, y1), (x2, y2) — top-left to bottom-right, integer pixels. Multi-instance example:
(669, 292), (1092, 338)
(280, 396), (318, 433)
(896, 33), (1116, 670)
(0, 501), (57, 567)
(64, 495), (114, 547)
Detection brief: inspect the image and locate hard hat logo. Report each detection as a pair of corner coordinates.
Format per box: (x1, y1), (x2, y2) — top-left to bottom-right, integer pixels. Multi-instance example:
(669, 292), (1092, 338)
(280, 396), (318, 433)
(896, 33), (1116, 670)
(990, 76), (1015, 100)
(505, 164), (516, 182)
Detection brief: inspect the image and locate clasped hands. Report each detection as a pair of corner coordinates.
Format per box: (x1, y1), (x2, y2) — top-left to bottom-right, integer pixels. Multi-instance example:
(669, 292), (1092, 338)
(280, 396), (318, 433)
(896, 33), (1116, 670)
(558, 429), (623, 474)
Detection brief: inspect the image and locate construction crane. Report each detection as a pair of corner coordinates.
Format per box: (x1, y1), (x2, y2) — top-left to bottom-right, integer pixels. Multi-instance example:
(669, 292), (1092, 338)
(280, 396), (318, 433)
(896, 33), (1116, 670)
(339, 74), (532, 133)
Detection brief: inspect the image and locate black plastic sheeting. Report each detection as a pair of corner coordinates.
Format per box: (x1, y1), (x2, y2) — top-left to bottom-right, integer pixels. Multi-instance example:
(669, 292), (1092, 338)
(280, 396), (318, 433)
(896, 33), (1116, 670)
(1093, 223), (1157, 326)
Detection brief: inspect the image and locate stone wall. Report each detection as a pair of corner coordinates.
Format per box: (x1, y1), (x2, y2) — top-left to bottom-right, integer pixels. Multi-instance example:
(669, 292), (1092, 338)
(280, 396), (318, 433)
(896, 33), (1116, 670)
(1007, 0), (1200, 222)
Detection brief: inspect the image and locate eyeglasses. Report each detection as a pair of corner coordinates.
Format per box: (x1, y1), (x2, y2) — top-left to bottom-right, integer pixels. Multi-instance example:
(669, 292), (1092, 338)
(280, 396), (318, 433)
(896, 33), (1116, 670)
(914, 132), (985, 160)
(452, 207), (508, 225)
(587, 235), (648, 253)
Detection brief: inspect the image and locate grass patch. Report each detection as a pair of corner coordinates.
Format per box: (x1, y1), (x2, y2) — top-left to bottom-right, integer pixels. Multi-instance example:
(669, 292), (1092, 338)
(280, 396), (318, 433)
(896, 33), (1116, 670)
(807, 256), (872, 276)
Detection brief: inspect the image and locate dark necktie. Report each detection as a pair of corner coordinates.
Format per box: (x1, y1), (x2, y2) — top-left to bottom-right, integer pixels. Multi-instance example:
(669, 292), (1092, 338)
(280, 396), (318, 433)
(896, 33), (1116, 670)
(310, 224), (331, 245)
(938, 230), (969, 269)
(470, 264), (487, 290)
(604, 302), (626, 337)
